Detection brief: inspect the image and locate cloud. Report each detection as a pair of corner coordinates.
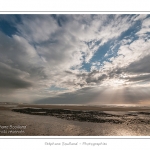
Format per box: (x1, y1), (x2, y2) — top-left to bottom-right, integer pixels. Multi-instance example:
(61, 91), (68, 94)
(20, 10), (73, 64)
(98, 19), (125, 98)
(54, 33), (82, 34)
(0, 31), (47, 80)
(0, 14), (150, 104)
(0, 62), (32, 90)
(136, 17), (150, 36)
(126, 54), (150, 74)
(16, 14), (133, 87)
(133, 14), (148, 21)
(36, 86), (150, 105)
(127, 74), (150, 82)
(17, 15), (59, 43)
(16, 14), (134, 68)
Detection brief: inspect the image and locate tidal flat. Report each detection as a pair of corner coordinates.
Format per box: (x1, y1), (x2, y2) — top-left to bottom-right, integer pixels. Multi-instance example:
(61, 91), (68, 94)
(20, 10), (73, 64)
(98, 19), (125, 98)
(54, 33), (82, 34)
(0, 104), (150, 136)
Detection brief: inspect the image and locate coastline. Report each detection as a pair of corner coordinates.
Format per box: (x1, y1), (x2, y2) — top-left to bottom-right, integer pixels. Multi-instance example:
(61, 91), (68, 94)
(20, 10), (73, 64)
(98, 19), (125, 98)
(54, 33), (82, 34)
(0, 104), (150, 136)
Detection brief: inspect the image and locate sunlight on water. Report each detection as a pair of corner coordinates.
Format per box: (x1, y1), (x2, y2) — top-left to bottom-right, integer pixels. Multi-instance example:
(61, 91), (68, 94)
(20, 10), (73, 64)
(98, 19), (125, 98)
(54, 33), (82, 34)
(115, 129), (138, 136)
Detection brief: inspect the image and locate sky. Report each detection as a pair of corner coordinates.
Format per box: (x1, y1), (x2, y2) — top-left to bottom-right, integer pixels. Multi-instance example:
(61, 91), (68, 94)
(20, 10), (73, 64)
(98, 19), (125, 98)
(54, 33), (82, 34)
(0, 14), (150, 105)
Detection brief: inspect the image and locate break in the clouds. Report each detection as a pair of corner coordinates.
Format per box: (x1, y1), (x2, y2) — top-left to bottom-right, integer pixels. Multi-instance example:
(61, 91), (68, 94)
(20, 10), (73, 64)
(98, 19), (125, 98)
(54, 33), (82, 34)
(0, 14), (150, 104)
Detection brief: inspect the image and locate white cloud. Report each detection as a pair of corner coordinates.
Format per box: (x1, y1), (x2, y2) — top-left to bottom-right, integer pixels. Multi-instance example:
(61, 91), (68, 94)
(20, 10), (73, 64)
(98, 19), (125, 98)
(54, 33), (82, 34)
(136, 17), (150, 36)
(17, 15), (59, 43)
(1, 14), (150, 104)
(133, 14), (148, 21)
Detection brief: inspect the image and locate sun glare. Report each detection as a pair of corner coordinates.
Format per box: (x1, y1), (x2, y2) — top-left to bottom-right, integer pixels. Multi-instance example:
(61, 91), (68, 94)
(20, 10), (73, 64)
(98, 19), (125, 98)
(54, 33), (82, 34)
(106, 79), (126, 88)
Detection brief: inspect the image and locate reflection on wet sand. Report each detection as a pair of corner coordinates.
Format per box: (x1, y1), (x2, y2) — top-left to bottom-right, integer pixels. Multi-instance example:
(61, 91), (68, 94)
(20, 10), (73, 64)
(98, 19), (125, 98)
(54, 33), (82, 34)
(0, 104), (150, 136)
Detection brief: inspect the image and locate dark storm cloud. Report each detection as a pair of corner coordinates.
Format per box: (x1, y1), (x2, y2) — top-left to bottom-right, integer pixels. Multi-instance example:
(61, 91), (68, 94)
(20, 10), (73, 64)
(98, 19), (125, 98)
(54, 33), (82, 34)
(105, 59), (150, 83)
(0, 62), (32, 90)
(0, 30), (47, 79)
(0, 75), (32, 89)
(86, 73), (107, 83)
(126, 54), (150, 74)
(127, 74), (150, 82)
(108, 68), (123, 78)
(65, 70), (108, 86)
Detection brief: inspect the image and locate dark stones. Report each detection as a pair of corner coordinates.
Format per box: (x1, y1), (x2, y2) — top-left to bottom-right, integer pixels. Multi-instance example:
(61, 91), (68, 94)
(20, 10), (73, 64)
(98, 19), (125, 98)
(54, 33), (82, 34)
(12, 108), (150, 125)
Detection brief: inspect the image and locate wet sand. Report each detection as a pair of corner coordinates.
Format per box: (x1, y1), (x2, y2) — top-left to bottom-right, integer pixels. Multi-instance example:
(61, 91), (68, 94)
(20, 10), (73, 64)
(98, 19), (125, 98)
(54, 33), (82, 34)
(16, 104), (150, 111)
(0, 104), (150, 136)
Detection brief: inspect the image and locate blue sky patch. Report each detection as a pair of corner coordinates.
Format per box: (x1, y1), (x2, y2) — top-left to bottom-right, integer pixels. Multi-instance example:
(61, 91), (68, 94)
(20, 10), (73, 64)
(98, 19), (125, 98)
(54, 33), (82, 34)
(49, 85), (67, 91)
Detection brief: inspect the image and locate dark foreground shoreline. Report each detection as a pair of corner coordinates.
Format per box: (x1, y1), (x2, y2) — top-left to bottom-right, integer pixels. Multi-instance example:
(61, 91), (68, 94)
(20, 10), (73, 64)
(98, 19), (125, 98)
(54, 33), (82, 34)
(12, 108), (150, 125)
(0, 104), (150, 136)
